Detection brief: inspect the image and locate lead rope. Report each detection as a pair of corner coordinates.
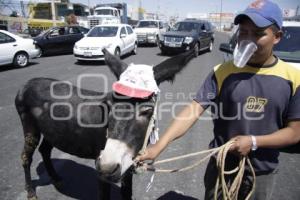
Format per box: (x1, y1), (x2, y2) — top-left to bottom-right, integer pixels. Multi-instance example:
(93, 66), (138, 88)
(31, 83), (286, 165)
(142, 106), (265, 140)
(140, 95), (159, 152)
(214, 141), (256, 200)
(138, 94), (159, 192)
(135, 140), (256, 199)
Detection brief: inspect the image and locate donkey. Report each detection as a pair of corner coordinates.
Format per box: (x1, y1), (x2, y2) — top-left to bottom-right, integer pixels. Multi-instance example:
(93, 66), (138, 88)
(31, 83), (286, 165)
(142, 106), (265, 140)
(15, 48), (194, 200)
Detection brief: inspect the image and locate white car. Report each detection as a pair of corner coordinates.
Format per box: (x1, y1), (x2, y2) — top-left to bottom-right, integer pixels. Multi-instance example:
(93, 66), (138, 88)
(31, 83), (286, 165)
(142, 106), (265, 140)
(74, 24), (137, 61)
(220, 21), (300, 70)
(134, 20), (168, 46)
(0, 30), (40, 67)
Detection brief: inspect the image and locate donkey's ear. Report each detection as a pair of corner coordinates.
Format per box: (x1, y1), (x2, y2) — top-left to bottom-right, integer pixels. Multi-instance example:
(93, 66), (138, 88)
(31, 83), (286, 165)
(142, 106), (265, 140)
(102, 48), (128, 79)
(153, 50), (194, 85)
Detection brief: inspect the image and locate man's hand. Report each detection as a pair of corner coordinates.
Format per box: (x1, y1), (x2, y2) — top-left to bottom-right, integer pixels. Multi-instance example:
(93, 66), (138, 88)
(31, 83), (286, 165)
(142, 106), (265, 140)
(229, 135), (253, 156)
(135, 143), (162, 162)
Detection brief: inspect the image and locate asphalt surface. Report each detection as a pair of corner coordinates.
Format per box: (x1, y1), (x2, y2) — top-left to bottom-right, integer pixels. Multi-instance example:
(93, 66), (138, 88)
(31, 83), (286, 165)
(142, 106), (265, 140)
(0, 32), (299, 200)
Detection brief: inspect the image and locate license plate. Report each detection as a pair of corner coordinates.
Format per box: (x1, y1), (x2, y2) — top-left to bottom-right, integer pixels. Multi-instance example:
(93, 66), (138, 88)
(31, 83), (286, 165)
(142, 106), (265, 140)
(84, 52), (92, 57)
(166, 42), (177, 47)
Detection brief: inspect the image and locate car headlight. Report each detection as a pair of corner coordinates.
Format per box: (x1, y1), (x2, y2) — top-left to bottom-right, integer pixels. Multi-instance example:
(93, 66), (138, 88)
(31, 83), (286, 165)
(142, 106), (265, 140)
(184, 37), (193, 44)
(159, 35), (164, 41)
(74, 44), (78, 49)
(102, 43), (113, 50)
(106, 43), (112, 49)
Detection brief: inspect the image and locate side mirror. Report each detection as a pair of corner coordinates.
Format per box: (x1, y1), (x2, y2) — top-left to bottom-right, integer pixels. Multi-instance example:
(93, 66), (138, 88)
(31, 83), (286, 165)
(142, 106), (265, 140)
(219, 43), (234, 54)
(120, 33), (126, 38)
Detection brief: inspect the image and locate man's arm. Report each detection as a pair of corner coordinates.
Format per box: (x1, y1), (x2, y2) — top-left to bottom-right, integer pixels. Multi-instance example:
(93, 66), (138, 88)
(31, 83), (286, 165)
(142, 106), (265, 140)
(230, 121), (300, 156)
(135, 100), (205, 161)
(256, 120), (300, 148)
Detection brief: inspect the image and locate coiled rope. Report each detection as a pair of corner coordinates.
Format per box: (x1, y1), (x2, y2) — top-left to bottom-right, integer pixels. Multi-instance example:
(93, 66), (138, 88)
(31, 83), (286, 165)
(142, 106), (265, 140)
(135, 140), (256, 200)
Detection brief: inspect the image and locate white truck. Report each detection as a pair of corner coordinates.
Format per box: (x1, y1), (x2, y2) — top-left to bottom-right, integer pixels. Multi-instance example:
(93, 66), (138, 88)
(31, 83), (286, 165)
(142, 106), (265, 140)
(88, 7), (120, 28)
(88, 3), (128, 28)
(134, 20), (168, 46)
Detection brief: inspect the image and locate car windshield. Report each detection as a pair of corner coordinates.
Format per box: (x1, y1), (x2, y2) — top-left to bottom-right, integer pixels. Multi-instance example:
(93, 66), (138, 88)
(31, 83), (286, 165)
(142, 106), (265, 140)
(137, 21), (158, 28)
(95, 9), (114, 15)
(173, 22), (199, 32)
(38, 29), (51, 36)
(273, 26), (300, 62)
(87, 26), (118, 37)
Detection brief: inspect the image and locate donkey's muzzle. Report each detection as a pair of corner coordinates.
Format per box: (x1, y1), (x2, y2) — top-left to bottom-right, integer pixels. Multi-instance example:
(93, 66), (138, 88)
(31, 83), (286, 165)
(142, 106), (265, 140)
(96, 158), (122, 183)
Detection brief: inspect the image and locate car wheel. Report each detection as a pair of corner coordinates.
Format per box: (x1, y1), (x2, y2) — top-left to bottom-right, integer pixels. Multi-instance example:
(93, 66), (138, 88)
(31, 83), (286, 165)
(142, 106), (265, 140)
(36, 46), (42, 57)
(155, 36), (159, 47)
(132, 43), (137, 55)
(77, 60), (85, 64)
(13, 52), (29, 68)
(208, 41), (213, 52)
(114, 47), (121, 58)
(194, 43), (199, 57)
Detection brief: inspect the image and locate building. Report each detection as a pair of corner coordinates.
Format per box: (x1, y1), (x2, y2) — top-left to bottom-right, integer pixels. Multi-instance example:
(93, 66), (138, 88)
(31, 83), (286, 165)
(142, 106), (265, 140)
(185, 12), (235, 31)
(28, 0), (89, 20)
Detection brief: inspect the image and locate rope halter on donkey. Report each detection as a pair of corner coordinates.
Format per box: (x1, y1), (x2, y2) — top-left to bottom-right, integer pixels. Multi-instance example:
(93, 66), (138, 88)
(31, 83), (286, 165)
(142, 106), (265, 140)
(111, 62), (161, 192)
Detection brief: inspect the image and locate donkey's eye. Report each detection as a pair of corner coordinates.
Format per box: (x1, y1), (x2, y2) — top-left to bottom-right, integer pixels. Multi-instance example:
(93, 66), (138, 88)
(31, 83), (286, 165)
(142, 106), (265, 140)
(139, 106), (153, 116)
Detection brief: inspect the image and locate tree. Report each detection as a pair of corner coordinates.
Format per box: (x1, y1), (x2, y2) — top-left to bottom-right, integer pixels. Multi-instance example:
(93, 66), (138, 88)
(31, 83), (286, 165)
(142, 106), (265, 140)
(10, 11), (18, 17)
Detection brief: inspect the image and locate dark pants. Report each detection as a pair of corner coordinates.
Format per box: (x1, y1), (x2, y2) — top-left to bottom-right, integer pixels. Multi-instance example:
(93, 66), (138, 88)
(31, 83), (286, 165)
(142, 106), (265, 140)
(204, 157), (278, 200)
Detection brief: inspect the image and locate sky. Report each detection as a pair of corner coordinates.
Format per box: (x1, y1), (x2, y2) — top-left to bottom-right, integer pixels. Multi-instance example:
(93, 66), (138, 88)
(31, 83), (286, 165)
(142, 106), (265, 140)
(72, 0), (300, 18)
(1, 0), (299, 18)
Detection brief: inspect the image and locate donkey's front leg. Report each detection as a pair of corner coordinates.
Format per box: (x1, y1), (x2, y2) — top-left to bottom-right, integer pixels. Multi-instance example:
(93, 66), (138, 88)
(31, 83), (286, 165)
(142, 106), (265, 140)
(97, 176), (111, 200)
(121, 172), (134, 200)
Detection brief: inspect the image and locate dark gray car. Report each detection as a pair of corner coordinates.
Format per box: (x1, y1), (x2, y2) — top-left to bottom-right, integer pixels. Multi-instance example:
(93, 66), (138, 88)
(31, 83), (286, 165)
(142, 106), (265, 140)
(159, 19), (214, 56)
(33, 25), (89, 56)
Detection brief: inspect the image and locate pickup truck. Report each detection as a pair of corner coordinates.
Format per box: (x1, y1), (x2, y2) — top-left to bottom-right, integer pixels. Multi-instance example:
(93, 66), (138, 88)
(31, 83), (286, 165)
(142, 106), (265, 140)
(134, 20), (168, 46)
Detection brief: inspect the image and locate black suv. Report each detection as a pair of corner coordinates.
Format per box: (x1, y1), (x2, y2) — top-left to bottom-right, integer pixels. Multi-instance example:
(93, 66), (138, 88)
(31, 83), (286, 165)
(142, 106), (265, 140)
(159, 19), (214, 56)
(33, 25), (89, 56)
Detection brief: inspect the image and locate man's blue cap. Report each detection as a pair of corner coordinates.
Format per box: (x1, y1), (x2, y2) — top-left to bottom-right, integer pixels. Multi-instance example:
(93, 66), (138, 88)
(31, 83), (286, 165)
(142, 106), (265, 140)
(234, 0), (283, 29)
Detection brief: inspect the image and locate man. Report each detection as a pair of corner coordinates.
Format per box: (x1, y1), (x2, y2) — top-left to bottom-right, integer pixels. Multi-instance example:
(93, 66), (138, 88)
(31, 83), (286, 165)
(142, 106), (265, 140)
(136, 0), (300, 199)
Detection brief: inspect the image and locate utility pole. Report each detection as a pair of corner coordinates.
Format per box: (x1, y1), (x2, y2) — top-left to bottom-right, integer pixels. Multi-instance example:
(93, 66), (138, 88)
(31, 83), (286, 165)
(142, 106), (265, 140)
(219, 0), (223, 31)
(138, 0), (142, 20)
(51, 0), (56, 26)
(156, 0), (160, 20)
(88, 0), (91, 15)
(20, 1), (26, 17)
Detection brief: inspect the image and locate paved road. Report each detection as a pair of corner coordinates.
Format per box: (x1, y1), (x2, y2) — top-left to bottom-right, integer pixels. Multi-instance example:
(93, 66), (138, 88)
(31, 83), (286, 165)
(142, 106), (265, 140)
(0, 32), (299, 200)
